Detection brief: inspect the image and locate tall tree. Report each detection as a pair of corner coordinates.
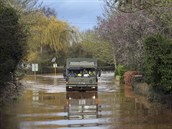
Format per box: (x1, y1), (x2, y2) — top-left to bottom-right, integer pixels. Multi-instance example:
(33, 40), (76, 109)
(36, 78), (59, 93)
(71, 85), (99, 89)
(80, 30), (114, 66)
(105, 0), (172, 12)
(0, 2), (26, 85)
(26, 11), (80, 66)
(97, 0), (172, 70)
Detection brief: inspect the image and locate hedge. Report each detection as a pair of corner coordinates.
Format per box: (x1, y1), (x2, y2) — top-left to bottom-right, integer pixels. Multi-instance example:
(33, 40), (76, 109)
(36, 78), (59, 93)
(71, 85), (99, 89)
(144, 34), (172, 94)
(0, 3), (26, 85)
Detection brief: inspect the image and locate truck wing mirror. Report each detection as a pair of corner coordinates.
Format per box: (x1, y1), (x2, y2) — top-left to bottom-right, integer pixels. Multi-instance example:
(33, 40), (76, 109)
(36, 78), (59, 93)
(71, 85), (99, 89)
(98, 70), (101, 77)
(63, 71), (66, 78)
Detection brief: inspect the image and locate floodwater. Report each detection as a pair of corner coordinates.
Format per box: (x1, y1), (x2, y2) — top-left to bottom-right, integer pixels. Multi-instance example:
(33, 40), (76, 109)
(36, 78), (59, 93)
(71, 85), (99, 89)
(1, 73), (172, 129)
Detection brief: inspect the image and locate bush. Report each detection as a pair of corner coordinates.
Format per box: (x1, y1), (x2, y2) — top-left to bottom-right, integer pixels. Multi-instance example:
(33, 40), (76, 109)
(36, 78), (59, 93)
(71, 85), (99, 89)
(115, 64), (127, 78)
(0, 3), (26, 85)
(144, 34), (172, 94)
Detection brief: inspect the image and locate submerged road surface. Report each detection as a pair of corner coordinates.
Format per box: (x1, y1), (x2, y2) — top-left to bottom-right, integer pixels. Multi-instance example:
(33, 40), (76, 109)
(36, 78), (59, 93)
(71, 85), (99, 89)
(1, 73), (172, 129)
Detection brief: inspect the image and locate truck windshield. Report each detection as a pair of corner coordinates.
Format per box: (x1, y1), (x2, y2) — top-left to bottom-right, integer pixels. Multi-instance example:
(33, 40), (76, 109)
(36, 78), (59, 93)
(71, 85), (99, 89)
(68, 68), (96, 77)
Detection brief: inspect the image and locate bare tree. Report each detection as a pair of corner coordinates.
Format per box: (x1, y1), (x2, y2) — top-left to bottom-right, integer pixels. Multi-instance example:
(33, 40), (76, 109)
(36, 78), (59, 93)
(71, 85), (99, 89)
(97, 10), (163, 70)
(41, 6), (56, 18)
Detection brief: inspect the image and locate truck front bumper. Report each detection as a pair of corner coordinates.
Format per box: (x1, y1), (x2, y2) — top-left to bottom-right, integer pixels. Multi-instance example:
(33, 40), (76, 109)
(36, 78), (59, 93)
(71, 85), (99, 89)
(66, 84), (98, 91)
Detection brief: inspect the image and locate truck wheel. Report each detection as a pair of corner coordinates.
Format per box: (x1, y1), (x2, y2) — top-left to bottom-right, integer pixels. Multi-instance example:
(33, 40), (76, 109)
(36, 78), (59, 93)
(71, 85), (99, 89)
(94, 87), (98, 91)
(66, 87), (70, 91)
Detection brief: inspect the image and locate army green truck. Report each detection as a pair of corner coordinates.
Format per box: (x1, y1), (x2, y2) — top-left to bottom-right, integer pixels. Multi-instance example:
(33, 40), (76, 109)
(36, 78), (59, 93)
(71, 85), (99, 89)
(64, 58), (101, 91)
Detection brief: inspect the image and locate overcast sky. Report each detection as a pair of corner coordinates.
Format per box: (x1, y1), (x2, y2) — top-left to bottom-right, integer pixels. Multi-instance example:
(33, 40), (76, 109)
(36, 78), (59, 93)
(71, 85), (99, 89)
(42, 0), (104, 31)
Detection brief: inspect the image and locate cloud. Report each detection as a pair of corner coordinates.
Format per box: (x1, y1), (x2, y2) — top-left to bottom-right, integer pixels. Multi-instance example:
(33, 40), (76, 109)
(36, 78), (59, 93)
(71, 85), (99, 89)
(42, 0), (103, 31)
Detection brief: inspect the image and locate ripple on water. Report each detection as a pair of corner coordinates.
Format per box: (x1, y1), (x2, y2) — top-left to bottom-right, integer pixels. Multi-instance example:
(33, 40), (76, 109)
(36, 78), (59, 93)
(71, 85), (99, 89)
(1, 73), (172, 129)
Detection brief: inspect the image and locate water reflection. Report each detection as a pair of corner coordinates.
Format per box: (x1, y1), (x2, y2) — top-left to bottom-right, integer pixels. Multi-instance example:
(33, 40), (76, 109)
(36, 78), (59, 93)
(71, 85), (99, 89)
(1, 74), (172, 129)
(64, 91), (101, 127)
(15, 90), (103, 129)
(105, 85), (172, 129)
(16, 90), (67, 129)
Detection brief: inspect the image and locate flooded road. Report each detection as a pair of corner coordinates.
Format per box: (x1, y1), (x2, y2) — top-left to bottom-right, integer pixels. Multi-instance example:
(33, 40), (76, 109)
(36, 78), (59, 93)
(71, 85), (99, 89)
(1, 73), (172, 129)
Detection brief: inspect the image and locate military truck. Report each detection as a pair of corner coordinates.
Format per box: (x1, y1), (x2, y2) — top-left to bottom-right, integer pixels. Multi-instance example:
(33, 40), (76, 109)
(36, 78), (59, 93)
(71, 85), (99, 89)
(64, 58), (101, 91)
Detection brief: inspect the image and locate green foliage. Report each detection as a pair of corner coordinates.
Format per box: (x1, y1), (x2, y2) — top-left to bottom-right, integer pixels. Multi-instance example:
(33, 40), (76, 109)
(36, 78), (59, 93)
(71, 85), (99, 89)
(26, 12), (75, 67)
(0, 3), (26, 85)
(144, 34), (172, 94)
(80, 30), (114, 66)
(115, 64), (126, 77)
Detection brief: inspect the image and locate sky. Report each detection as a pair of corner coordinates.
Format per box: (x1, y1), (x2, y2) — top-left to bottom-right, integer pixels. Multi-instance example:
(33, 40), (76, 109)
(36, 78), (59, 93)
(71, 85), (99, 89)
(42, 0), (104, 31)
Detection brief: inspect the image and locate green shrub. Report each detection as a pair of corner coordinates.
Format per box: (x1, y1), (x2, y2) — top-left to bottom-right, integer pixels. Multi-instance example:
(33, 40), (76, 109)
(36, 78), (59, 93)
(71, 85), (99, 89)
(0, 3), (26, 85)
(144, 34), (172, 94)
(115, 64), (126, 77)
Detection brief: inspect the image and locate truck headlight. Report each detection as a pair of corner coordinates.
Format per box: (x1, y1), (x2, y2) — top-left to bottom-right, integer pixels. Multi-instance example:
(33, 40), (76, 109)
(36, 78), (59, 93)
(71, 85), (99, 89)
(92, 96), (96, 99)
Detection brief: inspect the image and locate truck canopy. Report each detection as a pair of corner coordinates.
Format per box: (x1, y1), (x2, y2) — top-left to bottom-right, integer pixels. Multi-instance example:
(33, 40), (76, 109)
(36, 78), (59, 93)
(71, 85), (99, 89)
(66, 58), (97, 69)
